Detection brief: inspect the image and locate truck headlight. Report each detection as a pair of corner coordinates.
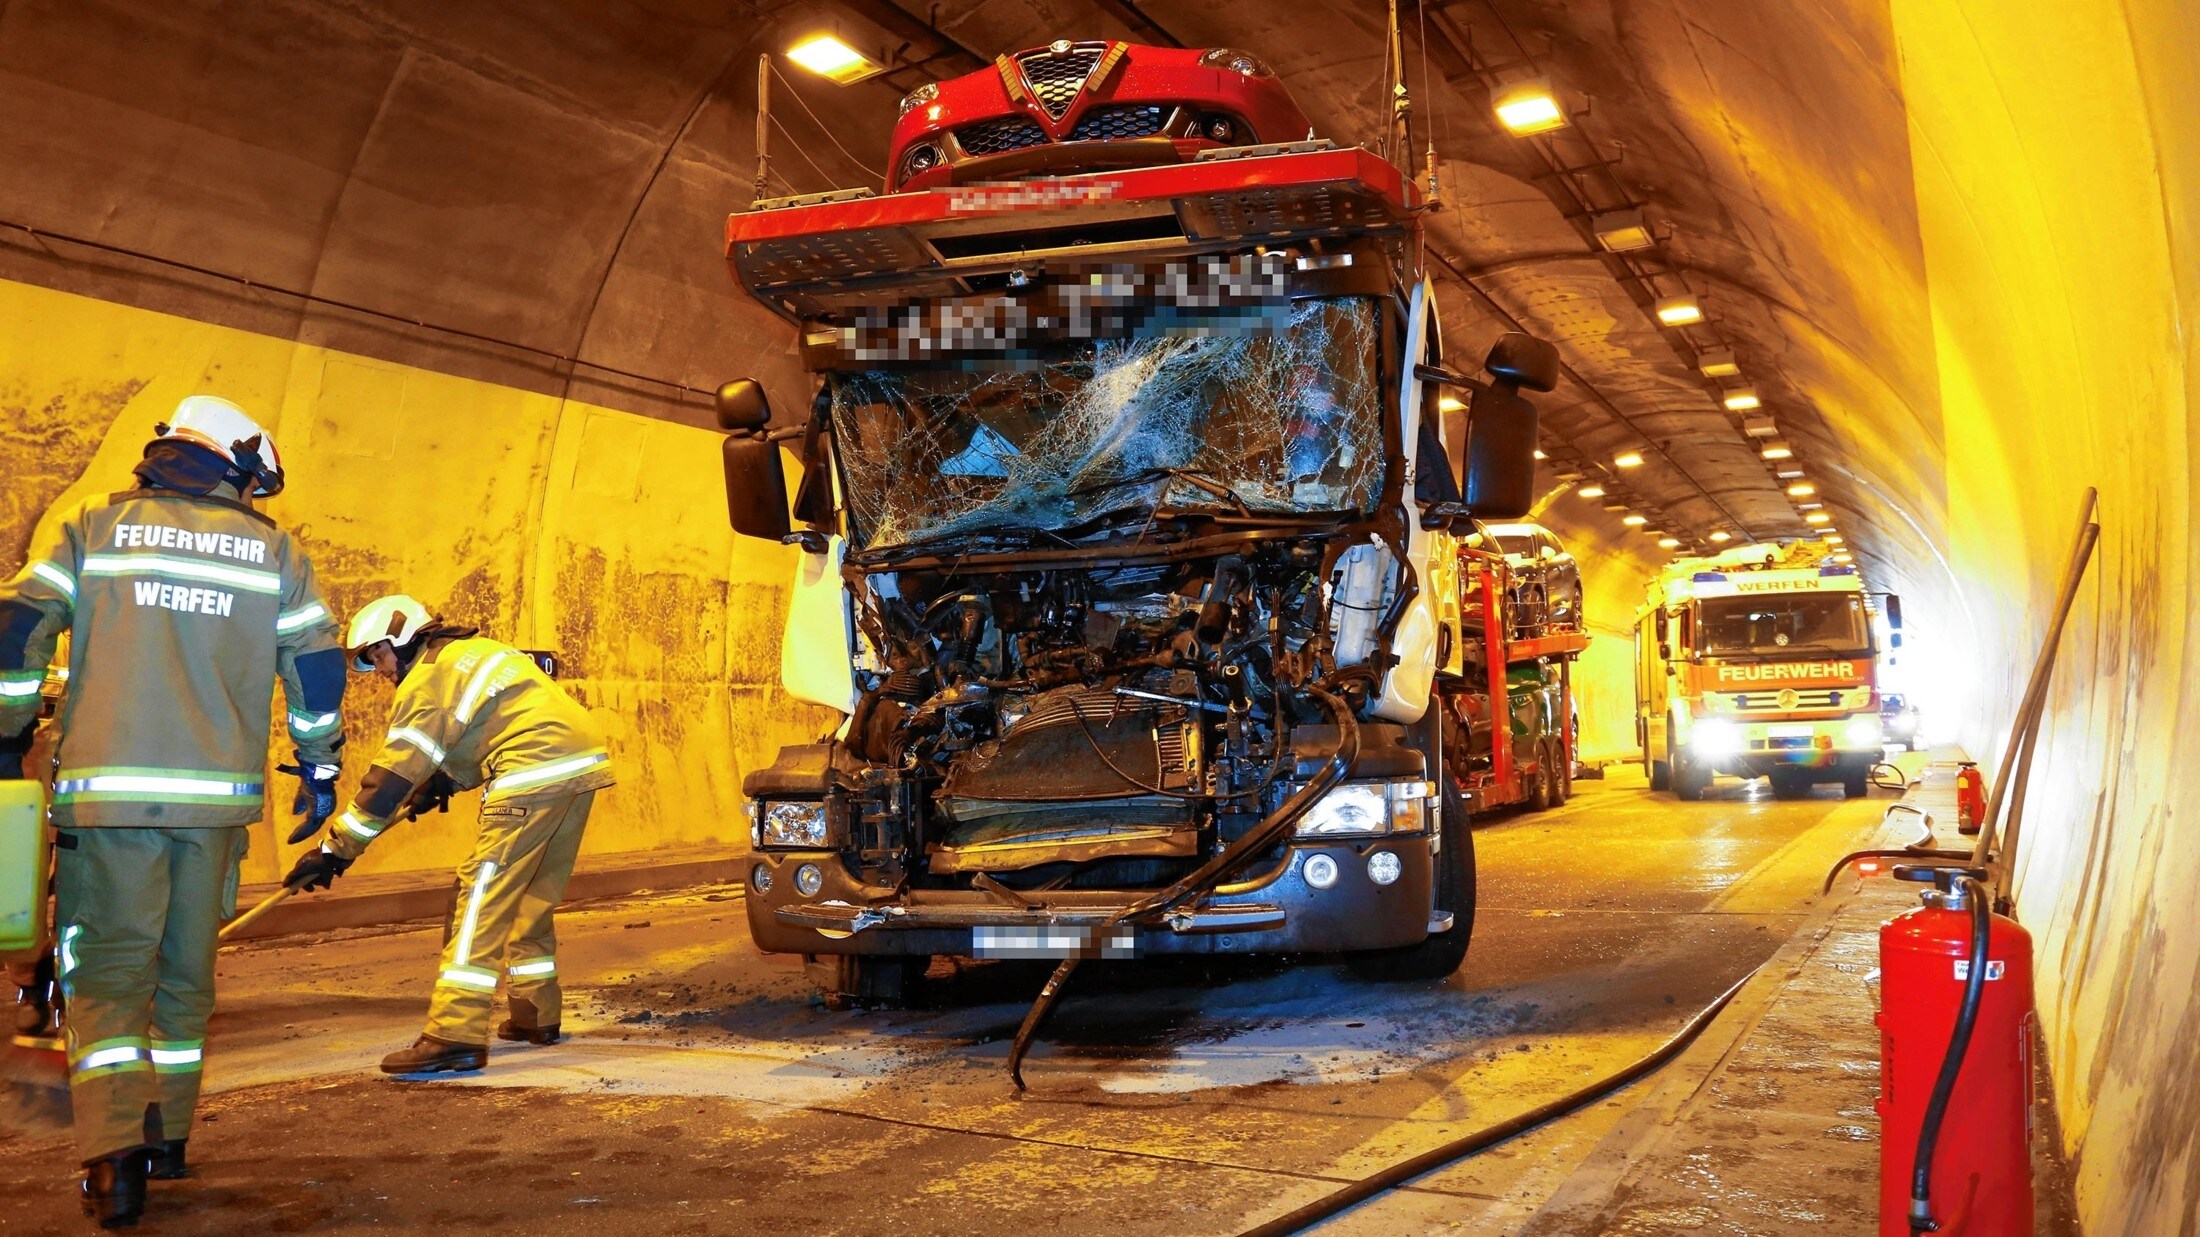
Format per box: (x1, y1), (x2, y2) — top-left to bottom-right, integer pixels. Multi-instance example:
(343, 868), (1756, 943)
(1689, 719), (1744, 758)
(1843, 716), (1884, 748)
(1293, 780), (1429, 838)
(756, 800), (829, 848)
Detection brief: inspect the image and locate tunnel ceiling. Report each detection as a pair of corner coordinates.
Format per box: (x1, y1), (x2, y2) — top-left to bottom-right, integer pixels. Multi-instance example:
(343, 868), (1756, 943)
(0, 0), (1946, 588)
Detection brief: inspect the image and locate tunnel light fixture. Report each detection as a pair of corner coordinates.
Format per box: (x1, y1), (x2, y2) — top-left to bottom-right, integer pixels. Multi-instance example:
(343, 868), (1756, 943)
(1796, 502), (1824, 511)
(1604, 502), (1630, 512)
(1534, 448), (1548, 460)
(1654, 295), (1703, 326)
(1592, 208), (1655, 252)
(1832, 552), (1854, 563)
(1775, 465), (1806, 478)
(1494, 78), (1568, 135)
(1698, 349), (1740, 378)
(1805, 511), (1832, 525)
(1721, 387), (1761, 411)
(1622, 514), (1647, 526)
(1787, 482), (1816, 497)
(1761, 440), (1794, 460)
(787, 34), (883, 83)
(1708, 530), (1732, 543)
(1658, 536), (1681, 548)
(1437, 394), (1466, 412)
(1742, 415), (1779, 438)
(1824, 534), (1845, 545)
(1614, 451), (1645, 469)
(1576, 485), (1607, 499)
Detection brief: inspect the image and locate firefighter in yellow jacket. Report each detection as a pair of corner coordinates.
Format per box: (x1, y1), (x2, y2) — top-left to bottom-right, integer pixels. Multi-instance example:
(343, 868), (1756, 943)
(0, 396), (346, 1227)
(287, 593), (612, 1075)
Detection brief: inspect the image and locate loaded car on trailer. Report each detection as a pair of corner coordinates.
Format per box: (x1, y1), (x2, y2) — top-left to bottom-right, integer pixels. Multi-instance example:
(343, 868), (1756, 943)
(713, 40), (1560, 1003)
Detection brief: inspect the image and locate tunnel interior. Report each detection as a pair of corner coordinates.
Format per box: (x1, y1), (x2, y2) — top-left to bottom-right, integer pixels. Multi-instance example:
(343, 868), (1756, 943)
(1, 0), (2194, 1228)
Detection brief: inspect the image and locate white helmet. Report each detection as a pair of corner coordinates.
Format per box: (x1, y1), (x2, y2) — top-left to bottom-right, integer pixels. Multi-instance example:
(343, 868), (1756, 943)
(156, 395), (285, 496)
(345, 594), (433, 671)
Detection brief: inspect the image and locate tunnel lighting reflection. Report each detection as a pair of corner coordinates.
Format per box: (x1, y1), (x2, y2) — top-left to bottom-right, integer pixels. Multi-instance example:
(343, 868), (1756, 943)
(1761, 441), (1794, 460)
(1805, 511), (1832, 524)
(1658, 536), (1681, 548)
(1592, 208), (1655, 251)
(1722, 387), (1761, 411)
(1577, 485), (1607, 499)
(787, 35), (880, 83)
(1654, 296), (1704, 326)
(1787, 482), (1815, 496)
(1698, 349), (1740, 378)
(1622, 514), (1647, 526)
(1494, 78), (1568, 134)
(1708, 530), (1732, 542)
(1614, 451), (1645, 468)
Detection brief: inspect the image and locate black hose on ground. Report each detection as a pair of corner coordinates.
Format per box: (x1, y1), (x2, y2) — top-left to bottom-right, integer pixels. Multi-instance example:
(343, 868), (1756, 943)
(1007, 688), (1359, 1089)
(1233, 964), (1763, 1237)
(1908, 875), (1992, 1233)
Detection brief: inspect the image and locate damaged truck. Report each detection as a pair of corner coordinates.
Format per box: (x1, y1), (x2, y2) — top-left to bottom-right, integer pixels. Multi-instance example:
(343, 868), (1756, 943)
(713, 40), (1561, 1018)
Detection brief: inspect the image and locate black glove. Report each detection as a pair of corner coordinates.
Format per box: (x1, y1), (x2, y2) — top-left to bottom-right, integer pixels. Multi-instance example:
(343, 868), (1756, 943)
(277, 754), (339, 844)
(284, 846), (352, 893)
(402, 771), (458, 821)
(0, 719), (32, 781)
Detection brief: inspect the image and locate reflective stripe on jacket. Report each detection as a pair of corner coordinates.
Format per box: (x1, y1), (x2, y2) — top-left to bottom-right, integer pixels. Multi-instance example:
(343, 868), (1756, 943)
(0, 487), (345, 827)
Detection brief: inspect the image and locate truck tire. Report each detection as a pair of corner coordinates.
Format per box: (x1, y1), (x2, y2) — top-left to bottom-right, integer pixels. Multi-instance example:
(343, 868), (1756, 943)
(1842, 766), (1870, 799)
(811, 955), (927, 1009)
(1672, 741), (1709, 802)
(1649, 759), (1671, 792)
(1769, 769), (1811, 800)
(1552, 742), (1573, 805)
(1525, 747), (1555, 812)
(1348, 777), (1477, 983)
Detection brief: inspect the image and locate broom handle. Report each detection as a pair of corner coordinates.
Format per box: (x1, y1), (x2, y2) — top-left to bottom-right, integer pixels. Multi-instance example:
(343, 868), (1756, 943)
(217, 884), (298, 942)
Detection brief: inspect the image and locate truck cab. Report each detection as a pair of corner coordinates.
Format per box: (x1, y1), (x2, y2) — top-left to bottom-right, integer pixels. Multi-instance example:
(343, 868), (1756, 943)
(715, 43), (1557, 1002)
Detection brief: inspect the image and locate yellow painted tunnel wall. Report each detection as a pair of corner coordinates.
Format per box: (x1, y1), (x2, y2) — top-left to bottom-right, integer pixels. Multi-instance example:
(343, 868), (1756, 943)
(1891, 0), (2199, 1228)
(0, 277), (834, 884)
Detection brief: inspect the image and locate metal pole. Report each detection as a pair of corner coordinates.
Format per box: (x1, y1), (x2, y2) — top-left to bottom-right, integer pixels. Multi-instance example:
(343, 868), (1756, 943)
(753, 54), (772, 203)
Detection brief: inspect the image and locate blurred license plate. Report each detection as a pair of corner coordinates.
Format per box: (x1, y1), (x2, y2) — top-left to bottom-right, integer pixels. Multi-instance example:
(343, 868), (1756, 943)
(1767, 724), (1813, 737)
(972, 925), (1135, 959)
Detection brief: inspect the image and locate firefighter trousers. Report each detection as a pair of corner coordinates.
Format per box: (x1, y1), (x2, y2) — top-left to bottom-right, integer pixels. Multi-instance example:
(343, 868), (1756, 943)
(423, 790), (594, 1045)
(53, 826), (245, 1162)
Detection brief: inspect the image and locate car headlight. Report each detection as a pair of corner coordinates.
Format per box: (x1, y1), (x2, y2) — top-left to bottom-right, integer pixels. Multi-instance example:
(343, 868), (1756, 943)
(1293, 780), (1429, 838)
(897, 82), (938, 117)
(1198, 47), (1273, 76)
(1689, 718), (1744, 758)
(756, 800), (830, 848)
(1843, 716), (1884, 748)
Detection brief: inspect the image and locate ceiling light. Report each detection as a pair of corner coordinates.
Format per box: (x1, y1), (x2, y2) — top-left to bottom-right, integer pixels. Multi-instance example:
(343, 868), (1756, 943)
(1658, 537), (1681, 548)
(1592, 208), (1655, 252)
(1533, 448), (1548, 460)
(1787, 482), (1816, 496)
(786, 35), (882, 84)
(1614, 451), (1645, 468)
(1761, 440), (1794, 460)
(1698, 349), (1740, 378)
(1824, 534), (1844, 545)
(1622, 514), (1647, 526)
(1775, 465), (1806, 478)
(1797, 501), (1823, 511)
(1654, 295), (1703, 326)
(1437, 394), (1465, 412)
(1722, 387), (1761, 411)
(1577, 485), (1606, 499)
(1742, 415), (1779, 438)
(1603, 502), (1629, 512)
(1708, 530), (1732, 543)
(1832, 553), (1854, 564)
(1493, 78), (1567, 135)
(1805, 511), (1831, 524)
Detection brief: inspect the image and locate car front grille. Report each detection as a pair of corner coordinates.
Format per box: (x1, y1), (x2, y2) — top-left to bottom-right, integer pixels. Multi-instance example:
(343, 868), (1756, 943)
(956, 116), (1049, 156)
(1070, 104), (1168, 141)
(1017, 45), (1104, 118)
(1729, 689), (1845, 711)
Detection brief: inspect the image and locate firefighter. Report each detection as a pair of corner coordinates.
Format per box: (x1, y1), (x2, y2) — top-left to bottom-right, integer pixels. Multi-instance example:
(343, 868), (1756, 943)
(0, 395), (345, 1228)
(287, 594), (613, 1075)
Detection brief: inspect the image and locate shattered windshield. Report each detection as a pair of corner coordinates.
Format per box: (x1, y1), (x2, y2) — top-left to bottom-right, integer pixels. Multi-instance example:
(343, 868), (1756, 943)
(1698, 594), (1871, 657)
(830, 297), (1385, 551)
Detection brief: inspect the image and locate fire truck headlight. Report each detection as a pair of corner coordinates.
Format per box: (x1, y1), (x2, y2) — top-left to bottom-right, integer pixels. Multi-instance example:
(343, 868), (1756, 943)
(1690, 719), (1744, 759)
(1844, 716), (1884, 749)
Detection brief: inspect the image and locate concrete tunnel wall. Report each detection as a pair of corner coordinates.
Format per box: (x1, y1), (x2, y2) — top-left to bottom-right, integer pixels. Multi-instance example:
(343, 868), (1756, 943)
(0, 278), (838, 884)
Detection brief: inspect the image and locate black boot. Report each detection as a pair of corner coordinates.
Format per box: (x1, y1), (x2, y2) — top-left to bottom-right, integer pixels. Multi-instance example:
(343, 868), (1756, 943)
(379, 1034), (487, 1076)
(496, 998), (559, 1045)
(79, 1151), (147, 1229)
(146, 1139), (189, 1180)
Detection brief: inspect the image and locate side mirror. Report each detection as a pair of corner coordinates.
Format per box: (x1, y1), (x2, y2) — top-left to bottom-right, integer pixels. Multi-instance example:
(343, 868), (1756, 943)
(1462, 383), (1537, 517)
(1658, 643), (1672, 661)
(723, 436), (791, 542)
(1484, 332), (1559, 394)
(1884, 594), (1904, 631)
(716, 379), (772, 432)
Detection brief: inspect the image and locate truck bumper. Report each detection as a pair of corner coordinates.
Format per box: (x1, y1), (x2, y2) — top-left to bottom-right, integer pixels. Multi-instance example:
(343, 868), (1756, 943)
(1686, 713), (1882, 779)
(742, 838), (1437, 958)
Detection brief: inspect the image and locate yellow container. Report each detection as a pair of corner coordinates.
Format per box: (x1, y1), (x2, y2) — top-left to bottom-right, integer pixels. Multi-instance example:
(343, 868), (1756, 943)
(0, 780), (50, 960)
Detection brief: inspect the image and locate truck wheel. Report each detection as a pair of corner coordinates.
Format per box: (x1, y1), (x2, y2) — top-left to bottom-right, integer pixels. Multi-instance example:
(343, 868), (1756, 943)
(1842, 766), (1869, 799)
(809, 955), (926, 1009)
(1525, 748), (1555, 811)
(1769, 769), (1811, 800)
(1552, 742), (1573, 805)
(1348, 777), (1477, 983)
(1673, 745), (1709, 802)
(1649, 759), (1671, 792)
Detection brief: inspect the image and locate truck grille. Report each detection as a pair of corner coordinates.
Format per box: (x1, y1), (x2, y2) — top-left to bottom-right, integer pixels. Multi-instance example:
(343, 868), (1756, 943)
(956, 116), (1048, 156)
(1017, 45), (1104, 118)
(1070, 104), (1168, 141)
(1728, 689), (1844, 711)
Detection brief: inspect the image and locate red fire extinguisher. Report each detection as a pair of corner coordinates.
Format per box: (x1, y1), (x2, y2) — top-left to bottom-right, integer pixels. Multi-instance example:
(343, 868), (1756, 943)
(1954, 763), (1987, 835)
(1878, 866), (2034, 1234)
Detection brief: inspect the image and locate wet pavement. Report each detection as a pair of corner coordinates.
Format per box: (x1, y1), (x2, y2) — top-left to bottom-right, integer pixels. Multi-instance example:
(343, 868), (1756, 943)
(1, 762), (1907, 1234)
